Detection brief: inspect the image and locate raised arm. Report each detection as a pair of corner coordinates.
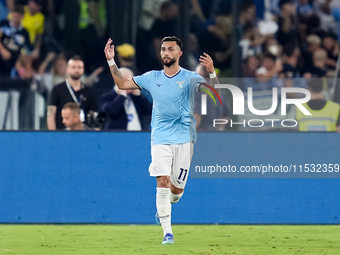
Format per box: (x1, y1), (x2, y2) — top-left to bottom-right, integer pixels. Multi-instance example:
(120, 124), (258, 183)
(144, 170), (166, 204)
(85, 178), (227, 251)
(104, 38), (140, 90)
(199, 52), (219, 88)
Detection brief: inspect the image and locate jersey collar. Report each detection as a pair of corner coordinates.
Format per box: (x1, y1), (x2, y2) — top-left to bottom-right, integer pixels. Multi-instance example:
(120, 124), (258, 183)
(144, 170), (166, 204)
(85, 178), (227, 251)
(163, 67), (182, 78)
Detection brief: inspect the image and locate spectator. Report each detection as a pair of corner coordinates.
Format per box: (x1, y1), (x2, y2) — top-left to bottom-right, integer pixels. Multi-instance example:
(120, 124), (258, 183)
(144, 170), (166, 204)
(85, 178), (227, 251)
(150, 1), (179, 68)
(277, 0), (300, 47)
(187, 33), (200, 71)
(138, 0), (167, 33)
(305, 13), (323, 37)
(189, 0), (210, 35)
(62, 102), (94, 130)
(0, 5), (32, 77)
(100, 67), (152, 131)
(301, 34), (322, 74)
(21, 0), (45, 59)
(236, 0), (257, 43)
(281, 44), (300, 78)
(296, 0), (314, 24)
(15, 53), (37, 79)
(193, 64), (231, 131)
(243, 55), (259, 78)
(77, 0), (106, 74)
(198, 14), (232, 70)
(320, 31), (339, 69)
(136, 0), (167, 72)
(262, 37), (282, 57)
(305, 48), (334, 78)
(296, 78), (340, 132)
(314, 0), (339, 36)
(39, 52), (67, 85)
(47, 55), (98, 130)
(237, 1), (275, 59)
(256, 53), (283, 80)
(115, 43), (139, 75)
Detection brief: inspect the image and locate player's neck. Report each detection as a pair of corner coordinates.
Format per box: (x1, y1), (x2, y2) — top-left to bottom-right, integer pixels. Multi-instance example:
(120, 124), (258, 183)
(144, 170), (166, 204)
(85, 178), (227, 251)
(68, 78), (82, 91)
(163, 64), (181, 77)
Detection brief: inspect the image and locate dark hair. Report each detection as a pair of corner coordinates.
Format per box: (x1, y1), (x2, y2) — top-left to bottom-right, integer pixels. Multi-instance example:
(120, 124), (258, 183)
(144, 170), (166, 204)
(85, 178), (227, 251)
(13, 5), (25, 15)
(238, 0), (255, 14)
(243, 22), (254, 33)
(324, 31), (338, 41)
(263, 53), (276, 62)
(279, 0), (293, 8)
(160, 1), (173, 13)
(283, 44), (297, 57)
(307, 79), (323, 93)
(162, 36), (183, 50)
(62, 102), (81, 114)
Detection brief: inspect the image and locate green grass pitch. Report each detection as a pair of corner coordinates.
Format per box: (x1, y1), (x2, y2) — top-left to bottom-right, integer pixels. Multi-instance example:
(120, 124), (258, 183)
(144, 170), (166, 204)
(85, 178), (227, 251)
(0, 225), (339, 255)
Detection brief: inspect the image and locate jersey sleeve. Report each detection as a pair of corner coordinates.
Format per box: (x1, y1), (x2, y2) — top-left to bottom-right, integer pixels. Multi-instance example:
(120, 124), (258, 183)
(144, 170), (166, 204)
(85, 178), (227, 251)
(132, 71), (153, 91)
(190, 72), (206, 93)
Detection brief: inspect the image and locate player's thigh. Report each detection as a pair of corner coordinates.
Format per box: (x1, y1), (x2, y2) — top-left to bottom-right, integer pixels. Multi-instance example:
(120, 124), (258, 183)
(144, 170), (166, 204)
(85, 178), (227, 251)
(170, 142), (194, 189)
(149, 144), (173, 177)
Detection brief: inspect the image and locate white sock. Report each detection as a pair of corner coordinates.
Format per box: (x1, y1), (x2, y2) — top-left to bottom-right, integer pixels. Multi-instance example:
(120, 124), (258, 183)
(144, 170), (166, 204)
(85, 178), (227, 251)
(170, 191), (184, 204)
(156, 187), (172, 236)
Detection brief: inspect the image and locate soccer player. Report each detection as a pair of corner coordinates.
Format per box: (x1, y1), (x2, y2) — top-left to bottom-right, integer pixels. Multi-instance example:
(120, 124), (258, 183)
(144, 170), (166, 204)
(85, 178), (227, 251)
(104, 36), (218, 244)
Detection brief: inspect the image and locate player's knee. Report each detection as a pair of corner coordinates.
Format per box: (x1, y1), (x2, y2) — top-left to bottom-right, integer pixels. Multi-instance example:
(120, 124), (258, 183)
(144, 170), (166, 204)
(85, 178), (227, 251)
(157, 176), (170, 188)
(170, 191), (184, 204)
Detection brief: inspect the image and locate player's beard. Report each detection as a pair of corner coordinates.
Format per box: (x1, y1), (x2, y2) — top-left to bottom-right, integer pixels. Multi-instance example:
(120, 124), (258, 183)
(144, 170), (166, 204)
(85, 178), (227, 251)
(70, 73), (81, 80)
(163, 57), (176, 67)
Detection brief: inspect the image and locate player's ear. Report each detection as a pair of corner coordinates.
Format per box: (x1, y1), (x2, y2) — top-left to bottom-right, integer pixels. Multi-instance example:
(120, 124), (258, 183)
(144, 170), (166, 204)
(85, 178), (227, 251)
(179, 50), (183, 57)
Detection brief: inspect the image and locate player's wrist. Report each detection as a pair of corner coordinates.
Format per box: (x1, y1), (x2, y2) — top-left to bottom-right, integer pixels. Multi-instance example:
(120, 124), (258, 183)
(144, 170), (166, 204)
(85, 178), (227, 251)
(209, 70), (216, 78)
(107, 58), (116, 66)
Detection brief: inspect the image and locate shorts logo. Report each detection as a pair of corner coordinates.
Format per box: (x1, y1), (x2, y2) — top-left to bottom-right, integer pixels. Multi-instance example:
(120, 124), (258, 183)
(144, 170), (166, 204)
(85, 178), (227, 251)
(176, 80), (185, 89)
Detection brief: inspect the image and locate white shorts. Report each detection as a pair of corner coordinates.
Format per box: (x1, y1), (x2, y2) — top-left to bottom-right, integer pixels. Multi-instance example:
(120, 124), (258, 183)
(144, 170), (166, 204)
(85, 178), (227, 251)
(149, 142), (194, 189)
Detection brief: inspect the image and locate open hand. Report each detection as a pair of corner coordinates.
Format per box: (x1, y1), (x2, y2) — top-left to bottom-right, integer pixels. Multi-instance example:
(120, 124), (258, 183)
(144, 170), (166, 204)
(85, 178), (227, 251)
(199, 53), (215, 74)
(104, 38), (115, 60)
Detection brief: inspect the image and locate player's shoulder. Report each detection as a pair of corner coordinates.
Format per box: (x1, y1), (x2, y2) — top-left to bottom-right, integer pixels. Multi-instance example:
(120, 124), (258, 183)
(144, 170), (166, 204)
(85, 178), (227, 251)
(139, 70), (158, 76)
(180, 67), (203, 79)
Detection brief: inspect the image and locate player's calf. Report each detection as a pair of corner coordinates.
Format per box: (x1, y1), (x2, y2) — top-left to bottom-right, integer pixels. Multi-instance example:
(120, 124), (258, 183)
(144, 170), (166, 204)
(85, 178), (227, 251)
(156, 187), (173, 237)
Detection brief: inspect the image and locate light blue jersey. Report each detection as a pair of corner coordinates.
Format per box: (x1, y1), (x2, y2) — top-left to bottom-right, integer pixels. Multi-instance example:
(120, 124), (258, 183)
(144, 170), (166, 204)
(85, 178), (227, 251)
(133, 67), (205, 146)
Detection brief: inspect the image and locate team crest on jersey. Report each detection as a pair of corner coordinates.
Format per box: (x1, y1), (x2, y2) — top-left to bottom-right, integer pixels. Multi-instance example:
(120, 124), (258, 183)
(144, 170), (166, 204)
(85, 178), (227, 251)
(176, 80), (185, 89)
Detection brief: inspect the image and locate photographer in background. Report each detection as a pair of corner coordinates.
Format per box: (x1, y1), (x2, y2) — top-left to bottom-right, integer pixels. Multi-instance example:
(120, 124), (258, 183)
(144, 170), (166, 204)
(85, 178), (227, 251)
(47, 55), (98, 130)
(62, 102), (94, 130)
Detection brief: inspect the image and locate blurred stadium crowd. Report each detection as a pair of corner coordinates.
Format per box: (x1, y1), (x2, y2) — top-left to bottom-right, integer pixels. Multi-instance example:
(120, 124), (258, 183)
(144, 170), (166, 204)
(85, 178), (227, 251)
(0, 0), (340, 131)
